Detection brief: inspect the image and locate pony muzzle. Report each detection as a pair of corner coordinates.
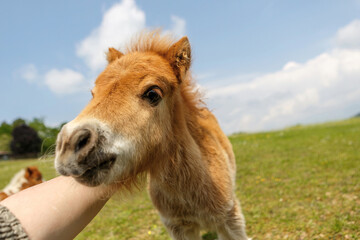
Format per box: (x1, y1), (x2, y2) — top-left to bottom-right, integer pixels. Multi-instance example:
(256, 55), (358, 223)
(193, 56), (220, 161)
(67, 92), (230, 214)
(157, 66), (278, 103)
(55, 123), (99, 176)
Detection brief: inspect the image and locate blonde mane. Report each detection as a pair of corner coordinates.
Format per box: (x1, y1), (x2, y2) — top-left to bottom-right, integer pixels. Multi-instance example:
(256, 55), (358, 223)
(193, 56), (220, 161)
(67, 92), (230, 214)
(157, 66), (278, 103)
(126, 30), (175, 55)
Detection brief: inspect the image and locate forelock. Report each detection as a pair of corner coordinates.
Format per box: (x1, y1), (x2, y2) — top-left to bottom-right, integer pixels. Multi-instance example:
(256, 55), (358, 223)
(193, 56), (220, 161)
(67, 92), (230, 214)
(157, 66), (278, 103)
(125, 30), (176, 57)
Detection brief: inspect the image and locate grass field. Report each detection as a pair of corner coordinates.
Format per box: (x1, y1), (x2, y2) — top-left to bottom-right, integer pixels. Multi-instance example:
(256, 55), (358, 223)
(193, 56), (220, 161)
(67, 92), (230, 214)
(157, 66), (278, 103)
(0, 118), (359, 239)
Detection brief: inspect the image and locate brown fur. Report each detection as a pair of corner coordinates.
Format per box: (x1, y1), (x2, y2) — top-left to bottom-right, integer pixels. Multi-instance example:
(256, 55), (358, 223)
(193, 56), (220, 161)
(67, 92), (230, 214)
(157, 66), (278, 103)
(56, 31), (248, 239)
(0, 192), (8, 201)
(21, 166), (43, 189)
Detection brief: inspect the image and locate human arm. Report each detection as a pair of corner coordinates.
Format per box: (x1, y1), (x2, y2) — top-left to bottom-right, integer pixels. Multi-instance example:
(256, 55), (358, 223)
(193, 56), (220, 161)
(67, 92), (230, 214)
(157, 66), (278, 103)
(1, 176), (115, 240)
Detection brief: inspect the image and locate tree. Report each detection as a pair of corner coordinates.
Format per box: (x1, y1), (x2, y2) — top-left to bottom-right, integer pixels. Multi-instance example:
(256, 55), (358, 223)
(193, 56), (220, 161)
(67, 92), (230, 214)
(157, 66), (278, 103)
(0, 121), (12, 135)
(10, 124), (41, 155)
(28, 118), (63, 154)
(12, 118), (26, 128)
(28, 118), (47, 138)
(0, 122), (13, 152)
(0, 134), (11, 152)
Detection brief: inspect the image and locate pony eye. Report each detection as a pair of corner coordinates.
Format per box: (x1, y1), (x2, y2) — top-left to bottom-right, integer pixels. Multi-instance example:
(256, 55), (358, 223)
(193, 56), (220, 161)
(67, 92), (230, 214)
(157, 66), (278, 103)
(142, 86), (162, 106)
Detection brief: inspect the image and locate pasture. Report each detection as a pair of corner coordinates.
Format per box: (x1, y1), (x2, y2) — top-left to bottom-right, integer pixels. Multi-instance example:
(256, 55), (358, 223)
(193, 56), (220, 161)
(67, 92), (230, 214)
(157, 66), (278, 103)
(0, 118), (359, 239)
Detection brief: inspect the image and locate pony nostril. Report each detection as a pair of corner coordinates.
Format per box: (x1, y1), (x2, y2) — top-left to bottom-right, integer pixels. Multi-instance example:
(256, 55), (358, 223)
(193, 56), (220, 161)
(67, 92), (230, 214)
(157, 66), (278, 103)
(75, 131), (91, 152)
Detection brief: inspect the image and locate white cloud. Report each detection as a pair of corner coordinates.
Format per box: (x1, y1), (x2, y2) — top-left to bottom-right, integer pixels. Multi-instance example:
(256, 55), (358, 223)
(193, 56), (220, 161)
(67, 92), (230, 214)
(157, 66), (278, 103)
(19, 0), (187, 96)
(76, 0), (146, 72)
(262, 88), (319, 123)
(44, 69), (87, 95)
(335, 19), (360, 49)
(19, 64), (38, 83)
(282, 61), (300, 71)
(204, 28), (360, 133)
(169, 15), (186, 37)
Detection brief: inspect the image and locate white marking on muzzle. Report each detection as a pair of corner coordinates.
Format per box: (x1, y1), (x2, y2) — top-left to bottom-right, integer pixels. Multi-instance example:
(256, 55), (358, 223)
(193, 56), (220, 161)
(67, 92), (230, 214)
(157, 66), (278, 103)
(55, 118), (135, 183)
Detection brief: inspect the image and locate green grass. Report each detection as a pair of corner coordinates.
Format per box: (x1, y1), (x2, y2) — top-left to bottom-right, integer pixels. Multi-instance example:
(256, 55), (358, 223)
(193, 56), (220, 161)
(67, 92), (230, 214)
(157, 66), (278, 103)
(1, 118), (359, 239)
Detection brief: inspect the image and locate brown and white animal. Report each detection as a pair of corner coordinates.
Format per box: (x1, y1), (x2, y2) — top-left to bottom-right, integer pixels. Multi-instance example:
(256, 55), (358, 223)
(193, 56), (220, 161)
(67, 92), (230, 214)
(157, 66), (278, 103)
(0, 166), (44, 201)
(55, 32), (249, 240)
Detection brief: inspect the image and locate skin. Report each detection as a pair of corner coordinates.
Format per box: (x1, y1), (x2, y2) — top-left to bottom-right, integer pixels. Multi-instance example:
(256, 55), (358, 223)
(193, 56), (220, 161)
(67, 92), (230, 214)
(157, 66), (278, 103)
(1, 176), (115, 240)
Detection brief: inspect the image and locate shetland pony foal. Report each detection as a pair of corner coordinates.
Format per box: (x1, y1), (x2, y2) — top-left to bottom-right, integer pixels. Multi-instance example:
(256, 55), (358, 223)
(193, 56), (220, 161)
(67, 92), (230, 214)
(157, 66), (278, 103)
(55, 33), (249, 240)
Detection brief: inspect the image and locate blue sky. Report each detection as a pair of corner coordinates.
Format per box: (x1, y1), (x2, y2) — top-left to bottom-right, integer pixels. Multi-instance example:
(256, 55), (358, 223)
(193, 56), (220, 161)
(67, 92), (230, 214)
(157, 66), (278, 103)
(1, 0), (360, 133)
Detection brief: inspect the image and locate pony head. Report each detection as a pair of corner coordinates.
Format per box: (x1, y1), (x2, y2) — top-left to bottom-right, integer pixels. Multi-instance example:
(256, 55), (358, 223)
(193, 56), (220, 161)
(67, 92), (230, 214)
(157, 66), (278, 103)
(55, 32), (192, 187)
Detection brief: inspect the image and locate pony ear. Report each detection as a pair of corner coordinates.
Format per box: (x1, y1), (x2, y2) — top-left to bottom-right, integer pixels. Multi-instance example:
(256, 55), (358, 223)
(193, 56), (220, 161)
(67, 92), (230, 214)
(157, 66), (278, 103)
(166, 37), (191, 83)
(25, 167), (32, 178)
(107, 47), (124, 63)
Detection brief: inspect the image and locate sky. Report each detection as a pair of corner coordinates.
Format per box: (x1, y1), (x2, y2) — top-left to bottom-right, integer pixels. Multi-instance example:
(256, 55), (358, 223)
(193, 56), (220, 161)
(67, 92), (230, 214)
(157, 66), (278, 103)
(1, 0), (360, 134)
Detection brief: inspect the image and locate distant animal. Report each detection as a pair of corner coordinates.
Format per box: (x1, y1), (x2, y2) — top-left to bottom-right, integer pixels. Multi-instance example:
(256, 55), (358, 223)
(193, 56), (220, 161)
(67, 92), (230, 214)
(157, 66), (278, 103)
(0, 166), (44, 201)
(55, 31), (249, 239)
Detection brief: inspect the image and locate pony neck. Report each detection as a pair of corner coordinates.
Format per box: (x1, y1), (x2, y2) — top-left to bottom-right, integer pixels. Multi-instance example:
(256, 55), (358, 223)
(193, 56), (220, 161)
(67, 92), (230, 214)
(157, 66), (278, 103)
(150, 80), (205, 181)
